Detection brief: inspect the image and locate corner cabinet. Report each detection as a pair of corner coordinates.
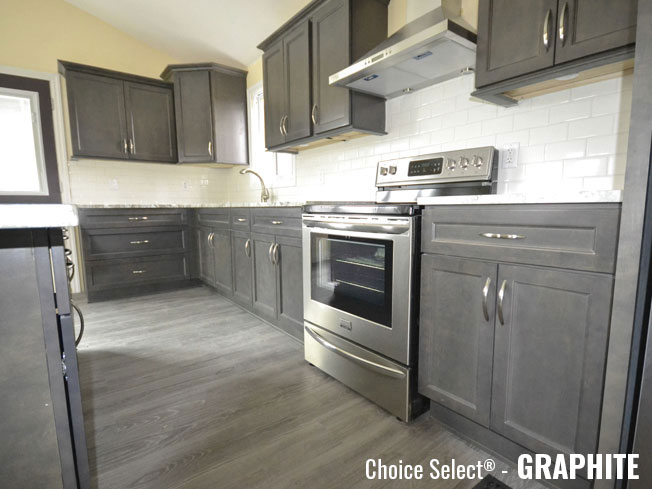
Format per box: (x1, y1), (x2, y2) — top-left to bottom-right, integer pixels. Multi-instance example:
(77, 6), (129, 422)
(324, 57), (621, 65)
(419, 204), (621, 484)
(258, 0), (388, 152)
(162, 63), (249, 166)
(472, 0), (637, 106)
(60, 61), (177, 163)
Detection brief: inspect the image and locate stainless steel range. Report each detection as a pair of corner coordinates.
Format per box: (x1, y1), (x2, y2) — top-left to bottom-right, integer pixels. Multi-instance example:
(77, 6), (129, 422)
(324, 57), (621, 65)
(302, 146), (498, 421)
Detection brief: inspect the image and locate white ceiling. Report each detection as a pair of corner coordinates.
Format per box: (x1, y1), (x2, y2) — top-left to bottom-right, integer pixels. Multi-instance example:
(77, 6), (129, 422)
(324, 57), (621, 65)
(65, 0), (312, 69)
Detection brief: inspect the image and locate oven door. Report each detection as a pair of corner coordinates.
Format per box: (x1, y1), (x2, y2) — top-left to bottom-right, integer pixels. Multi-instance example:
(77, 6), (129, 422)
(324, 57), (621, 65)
(302, 214), (416, 365)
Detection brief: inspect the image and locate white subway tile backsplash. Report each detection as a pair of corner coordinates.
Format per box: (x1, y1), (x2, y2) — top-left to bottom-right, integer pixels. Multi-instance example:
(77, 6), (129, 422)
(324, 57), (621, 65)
(69, 73), (633, 206)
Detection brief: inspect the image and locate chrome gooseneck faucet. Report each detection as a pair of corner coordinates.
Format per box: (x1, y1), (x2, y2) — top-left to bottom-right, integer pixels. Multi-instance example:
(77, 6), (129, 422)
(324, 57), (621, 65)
(239, 168), (270, 203)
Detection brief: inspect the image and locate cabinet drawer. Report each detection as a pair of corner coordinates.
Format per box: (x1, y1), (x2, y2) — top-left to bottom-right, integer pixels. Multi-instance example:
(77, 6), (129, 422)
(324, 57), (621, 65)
(83, 228), (187, 259)
(86, 254), (189, 289)
(422, 204), (621, 273)
(79, 208), (186, 228)
(197, 208), (230, 228)
(251, 208), (302, 237)
(230, 208), (251, 230)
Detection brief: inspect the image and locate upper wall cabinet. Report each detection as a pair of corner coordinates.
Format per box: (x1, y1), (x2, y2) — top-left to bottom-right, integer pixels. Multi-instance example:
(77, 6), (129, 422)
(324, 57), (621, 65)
(161, 63), (249, 166)
(258, 0), (389, 153)
(59, 61), (177, 163)
(473, 0), (637, 106)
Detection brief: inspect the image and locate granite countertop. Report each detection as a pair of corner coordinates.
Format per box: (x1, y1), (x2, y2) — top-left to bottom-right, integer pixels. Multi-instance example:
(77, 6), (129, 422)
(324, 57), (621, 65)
(0, 204), (79, 229)
(417, 190), (623, 206)
(78, 201), (305, 208)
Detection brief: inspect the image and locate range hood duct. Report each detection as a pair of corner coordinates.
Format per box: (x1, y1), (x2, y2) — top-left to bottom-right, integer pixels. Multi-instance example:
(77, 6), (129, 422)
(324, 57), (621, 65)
(329, 0), (477, 99)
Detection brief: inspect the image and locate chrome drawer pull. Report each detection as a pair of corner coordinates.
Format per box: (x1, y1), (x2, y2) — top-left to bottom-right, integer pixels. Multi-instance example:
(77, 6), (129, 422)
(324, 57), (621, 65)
(132, 270), (146, 274)
(130, 240), (149, 245)
(482, 277), (491, 322)
(271, 220), (283, 225)
(128, 216), (149, 221)
(237, 218), (247, 222)
(480, 232), (525, 240)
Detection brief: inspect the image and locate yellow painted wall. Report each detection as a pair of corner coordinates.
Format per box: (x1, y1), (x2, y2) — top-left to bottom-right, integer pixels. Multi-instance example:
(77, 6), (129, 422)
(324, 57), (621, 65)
(0, 0), (178, 77)
(247, 58), (263, 88)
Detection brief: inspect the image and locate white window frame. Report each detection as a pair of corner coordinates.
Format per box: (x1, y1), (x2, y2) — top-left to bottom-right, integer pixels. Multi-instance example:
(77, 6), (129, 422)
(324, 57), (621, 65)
(247, 81), (296, 188)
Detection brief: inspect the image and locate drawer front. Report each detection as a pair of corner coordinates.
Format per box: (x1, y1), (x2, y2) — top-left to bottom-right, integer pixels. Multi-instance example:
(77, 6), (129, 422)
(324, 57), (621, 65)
(79, 208), (186, 228)
(251, 207), (302, 237)
(197, 208), (230, 228)
(84, 228), (187, 259)
(86, 254), (189, 289)
(230, 208), (251, 231)
(422, 204), (621, 273)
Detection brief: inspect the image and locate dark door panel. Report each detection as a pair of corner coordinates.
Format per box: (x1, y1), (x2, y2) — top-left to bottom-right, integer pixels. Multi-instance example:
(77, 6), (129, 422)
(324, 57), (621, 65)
(284, 20), (312, 142)
(252, 233), (278, 322)
(232, 232), (253, 308)
(276, 236), (303, 340)
(212, 228), (233, 296)
(174, 71), (213, 162)
(263, 40), (286, 148)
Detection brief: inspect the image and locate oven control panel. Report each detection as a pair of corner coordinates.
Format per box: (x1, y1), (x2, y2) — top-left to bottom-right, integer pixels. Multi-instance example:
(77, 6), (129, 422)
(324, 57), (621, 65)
(375, 146), (496, 188)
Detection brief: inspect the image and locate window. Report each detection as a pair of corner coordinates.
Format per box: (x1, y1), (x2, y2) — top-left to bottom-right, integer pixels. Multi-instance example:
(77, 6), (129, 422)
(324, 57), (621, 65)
(248, 82), (295, 187)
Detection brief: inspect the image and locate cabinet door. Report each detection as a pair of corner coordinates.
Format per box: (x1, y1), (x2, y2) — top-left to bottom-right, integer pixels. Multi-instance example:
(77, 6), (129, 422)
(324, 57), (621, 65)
(491, 265), (613, 457)
(419, 255), (497, 427)
(263, 39), (286, 149)
(311, 0), (351, 133)
(173, 71), (213, 163)
(66, 71), (128, 159)
(276, 236), (303, 340)
(251, 233), (278, 322)
(232, 232), (253, 308)
(212, 228), (233, 296)
(554, 0), (637, 64)
(124, 82), (177, 163)
(198, 227), (215, 285)
(475, 0), (558, 88)
(210, 71), (248, 165)
(284, 20), (312, 142)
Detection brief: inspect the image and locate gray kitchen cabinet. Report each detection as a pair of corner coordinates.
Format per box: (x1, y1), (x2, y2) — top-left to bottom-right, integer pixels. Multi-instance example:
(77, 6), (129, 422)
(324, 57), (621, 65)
(198, 226), (216, 286)
(60, 61), (177, 163)
(276, 236), (304, 339)
(212, 227), (233, 296)
(554, 0), (638, 64)
(162, 63), (248, 165)
(419, 254), (497, 427)
(232, 230), (253, 307)
(252, 232), (278, 322)
(491, 264), (613, 458)
(258, 0), (388, 152)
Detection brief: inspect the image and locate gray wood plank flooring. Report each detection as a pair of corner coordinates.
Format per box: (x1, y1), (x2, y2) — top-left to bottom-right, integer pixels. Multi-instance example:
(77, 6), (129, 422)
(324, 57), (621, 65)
(77, 287), (545, 489)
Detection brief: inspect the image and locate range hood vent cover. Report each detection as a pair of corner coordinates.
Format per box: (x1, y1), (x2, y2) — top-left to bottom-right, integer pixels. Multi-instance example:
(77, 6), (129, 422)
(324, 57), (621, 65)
(329, 2), (477, 99)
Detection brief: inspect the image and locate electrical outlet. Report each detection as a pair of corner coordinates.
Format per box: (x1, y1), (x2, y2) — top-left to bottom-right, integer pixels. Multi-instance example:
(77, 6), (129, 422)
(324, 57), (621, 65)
(109, 178), (119, 189)
(500, 142), (520, 169)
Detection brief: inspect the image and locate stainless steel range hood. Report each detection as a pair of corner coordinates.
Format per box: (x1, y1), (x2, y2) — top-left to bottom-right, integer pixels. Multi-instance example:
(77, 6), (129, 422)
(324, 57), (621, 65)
(329, 0), (477, 99)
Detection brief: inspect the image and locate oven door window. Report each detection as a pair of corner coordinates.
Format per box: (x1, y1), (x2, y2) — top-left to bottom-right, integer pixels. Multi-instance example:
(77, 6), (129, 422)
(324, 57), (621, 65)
(311, 233), (393, 327)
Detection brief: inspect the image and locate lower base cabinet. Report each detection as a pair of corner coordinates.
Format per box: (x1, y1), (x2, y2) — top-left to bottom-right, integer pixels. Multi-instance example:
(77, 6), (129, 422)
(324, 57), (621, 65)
(212, 228), (233, 296)
(252, 232), (278, 322)
(276, 236), (303, 339)
(232, 231), (253, 307)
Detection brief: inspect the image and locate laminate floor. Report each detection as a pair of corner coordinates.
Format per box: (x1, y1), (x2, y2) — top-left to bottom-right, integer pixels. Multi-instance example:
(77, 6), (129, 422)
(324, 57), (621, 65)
(77, 287), (546, 489)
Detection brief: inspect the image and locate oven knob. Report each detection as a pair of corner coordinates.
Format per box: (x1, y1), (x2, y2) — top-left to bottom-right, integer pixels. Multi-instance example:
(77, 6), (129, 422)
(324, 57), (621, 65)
(389, 165), (397, 175)
(380, 166), (388, 176)
(459, 157), (469, 169)
(446, 158), (456, 171)
(472, 155), (484, 168)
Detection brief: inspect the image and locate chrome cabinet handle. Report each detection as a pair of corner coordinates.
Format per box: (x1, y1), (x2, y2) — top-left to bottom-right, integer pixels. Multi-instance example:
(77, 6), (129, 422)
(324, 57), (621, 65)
(237, 218), (247, 222)
(273, 243), (280, 265)
(208, 141), (213, 157)
(208, 232), (215, 248)
(304, 324), (406, 379)
(480, 232), (525, 240)
(498, 280), (507, 326)
(282, 115), (289, 135)
(268, 242), (275, 264)
(271, 220), (283, 225)
(128, 216), (149, 221)
(279, 116), (286, 136)
(244, 238), (251, 257)
(130, 240), (149, 245)
(123, 138), (128, 154)
(559, 2), (568, 45)
(129, 138), (135, 154)
(482, 277), (491, 322)
(132, 270), (146, 274)
(311, 104), (319, 125)
(543, 9), (552, 51)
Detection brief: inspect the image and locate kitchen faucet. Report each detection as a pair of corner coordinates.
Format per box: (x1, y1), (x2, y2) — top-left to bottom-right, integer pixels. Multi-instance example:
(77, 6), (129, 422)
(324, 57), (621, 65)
(239, 168), (270, 203)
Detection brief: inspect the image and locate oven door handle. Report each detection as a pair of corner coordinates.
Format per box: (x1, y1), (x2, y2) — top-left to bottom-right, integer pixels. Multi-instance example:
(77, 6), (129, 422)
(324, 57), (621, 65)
(304, 324), (406, 379)
(303, 220), (410, 235)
